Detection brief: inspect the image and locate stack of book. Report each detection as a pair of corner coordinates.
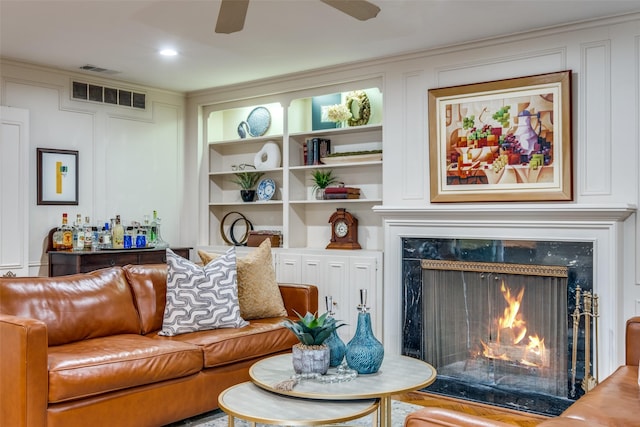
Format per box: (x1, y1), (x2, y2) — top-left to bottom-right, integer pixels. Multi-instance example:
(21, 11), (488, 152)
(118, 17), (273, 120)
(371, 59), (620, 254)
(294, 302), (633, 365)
(303, 137), (331, 165)
(324, 187), (361, 199)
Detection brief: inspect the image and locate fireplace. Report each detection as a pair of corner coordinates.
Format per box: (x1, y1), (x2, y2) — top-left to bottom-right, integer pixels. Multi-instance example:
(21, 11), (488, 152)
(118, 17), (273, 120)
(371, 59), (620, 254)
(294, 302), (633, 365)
(401, 238), (594, 416)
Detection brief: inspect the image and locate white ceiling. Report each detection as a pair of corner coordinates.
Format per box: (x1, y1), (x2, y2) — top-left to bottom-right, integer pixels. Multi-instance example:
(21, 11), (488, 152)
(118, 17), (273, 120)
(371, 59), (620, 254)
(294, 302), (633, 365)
(2, 0), (640, 93)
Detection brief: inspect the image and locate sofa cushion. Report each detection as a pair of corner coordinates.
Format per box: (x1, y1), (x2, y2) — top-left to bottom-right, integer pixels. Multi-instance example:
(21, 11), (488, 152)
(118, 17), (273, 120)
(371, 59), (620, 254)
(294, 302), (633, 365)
(153, 317), (297, 368)
(0, 267), (140, 346)
(47, 334), (203, 403)
(198, 239), (287, 320)
(123, 263), (169, 334)
(159, 248), (248, 336)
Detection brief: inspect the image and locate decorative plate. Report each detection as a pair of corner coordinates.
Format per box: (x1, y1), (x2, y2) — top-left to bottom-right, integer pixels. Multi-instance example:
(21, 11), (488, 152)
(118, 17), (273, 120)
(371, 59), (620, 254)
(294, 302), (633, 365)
(246, 106), (271, 137)
(257, 178), (276, 201)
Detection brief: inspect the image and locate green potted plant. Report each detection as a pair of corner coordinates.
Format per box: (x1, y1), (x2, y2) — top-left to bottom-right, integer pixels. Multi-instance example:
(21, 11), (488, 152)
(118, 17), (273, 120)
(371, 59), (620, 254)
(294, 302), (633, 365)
(282, 311), (345, 375)
(231, 171), (264, 202)
(310, 169), (338, 200)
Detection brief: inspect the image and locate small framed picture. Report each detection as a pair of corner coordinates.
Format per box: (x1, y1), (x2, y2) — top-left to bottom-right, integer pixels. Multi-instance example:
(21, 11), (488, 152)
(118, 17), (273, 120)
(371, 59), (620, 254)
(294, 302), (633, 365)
(37, 148), (78, 205)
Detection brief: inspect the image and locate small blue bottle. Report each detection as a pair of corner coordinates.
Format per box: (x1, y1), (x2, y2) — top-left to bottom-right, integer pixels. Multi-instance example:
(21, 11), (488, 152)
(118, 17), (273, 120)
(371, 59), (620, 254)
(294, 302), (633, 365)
(323, 296), (346, 367)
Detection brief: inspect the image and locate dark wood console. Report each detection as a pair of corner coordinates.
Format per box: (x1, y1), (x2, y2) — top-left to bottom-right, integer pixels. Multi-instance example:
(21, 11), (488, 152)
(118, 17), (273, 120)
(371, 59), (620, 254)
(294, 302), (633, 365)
(47, 247), (191, 277)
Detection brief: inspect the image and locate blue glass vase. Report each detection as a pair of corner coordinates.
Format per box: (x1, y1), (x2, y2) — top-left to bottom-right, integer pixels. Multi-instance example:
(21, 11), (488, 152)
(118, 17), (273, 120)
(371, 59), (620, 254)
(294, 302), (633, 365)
(324, 296), (346, 367)
(345, 290), (384, 374)
(324, 328), (346, 367)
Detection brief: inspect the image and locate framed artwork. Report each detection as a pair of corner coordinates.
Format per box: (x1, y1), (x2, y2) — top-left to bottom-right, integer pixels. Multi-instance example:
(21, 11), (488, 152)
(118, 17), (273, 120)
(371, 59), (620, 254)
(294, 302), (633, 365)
(428, 70), (572, 203)
(37, 148), (78, 205)
(311, 93), (342, 130)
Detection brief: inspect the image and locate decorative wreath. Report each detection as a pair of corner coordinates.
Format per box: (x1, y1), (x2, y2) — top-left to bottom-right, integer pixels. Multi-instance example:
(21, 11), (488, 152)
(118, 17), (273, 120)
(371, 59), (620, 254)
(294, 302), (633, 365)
(346, 90), (371, 127)
(220, 211), (254, 246)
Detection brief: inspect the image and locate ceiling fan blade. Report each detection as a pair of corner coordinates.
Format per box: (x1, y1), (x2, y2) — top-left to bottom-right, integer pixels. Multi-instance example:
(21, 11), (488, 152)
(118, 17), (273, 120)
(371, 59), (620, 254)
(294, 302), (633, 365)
(215, 0), (250, 34)
(320, 0), (380, 21)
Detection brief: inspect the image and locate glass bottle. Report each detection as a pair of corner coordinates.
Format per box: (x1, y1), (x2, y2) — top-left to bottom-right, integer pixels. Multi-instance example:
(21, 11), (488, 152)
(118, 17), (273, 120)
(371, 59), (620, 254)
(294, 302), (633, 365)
(152, 211), (169, 249)
(83, 216), (94, 250)
(345, 289), (384, 374)
(112, 215), (125, 249)
(73, 213), (85, 251)
(149, 210), (158, 245)
(323, 296), (346, 367)
(52, 215), (63, 250)
(60, 213), (74, 250)
(100, 222), (112, 249)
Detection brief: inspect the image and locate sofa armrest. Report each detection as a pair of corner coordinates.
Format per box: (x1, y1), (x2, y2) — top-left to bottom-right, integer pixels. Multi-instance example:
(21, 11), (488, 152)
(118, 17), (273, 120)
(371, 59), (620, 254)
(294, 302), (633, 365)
(625, 316), (640, 365)
(404, 407), (517, 427)
(278, 283), (318, 317)
(0, 314), (48, 427)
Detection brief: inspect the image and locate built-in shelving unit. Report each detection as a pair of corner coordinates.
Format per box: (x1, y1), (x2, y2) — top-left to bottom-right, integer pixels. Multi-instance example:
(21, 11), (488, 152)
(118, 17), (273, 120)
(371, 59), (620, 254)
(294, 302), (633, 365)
(204, 87), (383, 251)
(201, 84), (384, 337)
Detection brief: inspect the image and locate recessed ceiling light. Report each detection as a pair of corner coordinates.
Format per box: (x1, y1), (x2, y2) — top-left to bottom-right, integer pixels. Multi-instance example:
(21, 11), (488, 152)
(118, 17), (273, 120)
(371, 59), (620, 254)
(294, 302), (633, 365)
(159, 48), (178, 57)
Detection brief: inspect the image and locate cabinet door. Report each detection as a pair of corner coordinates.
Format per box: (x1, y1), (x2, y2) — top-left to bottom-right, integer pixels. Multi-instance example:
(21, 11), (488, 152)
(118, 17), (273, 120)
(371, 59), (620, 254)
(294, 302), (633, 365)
(1, 107), (29, 277)
(276, 252), (301, 283)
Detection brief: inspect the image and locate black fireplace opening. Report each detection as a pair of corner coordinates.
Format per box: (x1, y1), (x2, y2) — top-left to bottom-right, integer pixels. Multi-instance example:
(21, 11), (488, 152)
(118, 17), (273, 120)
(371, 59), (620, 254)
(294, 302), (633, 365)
(401, 238), (594, 417)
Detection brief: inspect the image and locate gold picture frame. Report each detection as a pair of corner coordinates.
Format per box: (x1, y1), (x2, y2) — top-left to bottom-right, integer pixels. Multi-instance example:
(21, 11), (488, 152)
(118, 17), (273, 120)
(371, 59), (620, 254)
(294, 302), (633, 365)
(428, 70), (572, 203)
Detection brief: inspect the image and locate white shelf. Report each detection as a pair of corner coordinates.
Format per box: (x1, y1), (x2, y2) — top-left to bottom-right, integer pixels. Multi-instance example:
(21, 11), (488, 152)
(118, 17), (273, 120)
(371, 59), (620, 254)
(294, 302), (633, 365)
(206, 86), (383, 250)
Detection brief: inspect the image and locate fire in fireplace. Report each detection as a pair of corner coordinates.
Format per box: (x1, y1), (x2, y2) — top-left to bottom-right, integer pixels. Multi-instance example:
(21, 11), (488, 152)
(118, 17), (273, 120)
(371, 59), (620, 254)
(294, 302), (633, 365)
(402, 238), (594, 416)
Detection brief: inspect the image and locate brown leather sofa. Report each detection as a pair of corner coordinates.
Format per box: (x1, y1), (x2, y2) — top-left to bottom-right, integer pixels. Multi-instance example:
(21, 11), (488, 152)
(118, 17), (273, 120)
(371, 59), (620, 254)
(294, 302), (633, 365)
(405, 316), (640, 427)
(0, 264), (318, 427)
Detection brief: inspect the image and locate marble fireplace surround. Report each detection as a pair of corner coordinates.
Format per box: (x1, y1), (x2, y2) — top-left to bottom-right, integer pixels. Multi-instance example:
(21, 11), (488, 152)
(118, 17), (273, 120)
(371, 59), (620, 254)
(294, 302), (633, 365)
(375, 204), (635, 382)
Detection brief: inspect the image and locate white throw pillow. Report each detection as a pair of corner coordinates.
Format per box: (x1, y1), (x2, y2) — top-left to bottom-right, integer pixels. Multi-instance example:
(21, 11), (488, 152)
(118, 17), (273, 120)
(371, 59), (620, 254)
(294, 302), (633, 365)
(159, 248), (248, 336)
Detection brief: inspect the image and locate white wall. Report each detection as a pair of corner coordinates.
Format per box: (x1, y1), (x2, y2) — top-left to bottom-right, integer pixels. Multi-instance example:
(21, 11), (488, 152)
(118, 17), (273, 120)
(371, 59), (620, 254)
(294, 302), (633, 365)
(0, 61), (190, 275)
(188, 14), (640, 373)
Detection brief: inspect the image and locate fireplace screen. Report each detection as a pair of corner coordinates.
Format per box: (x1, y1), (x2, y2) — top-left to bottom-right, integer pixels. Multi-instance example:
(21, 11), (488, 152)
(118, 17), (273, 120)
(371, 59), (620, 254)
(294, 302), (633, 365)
(421, 260), (568, 398)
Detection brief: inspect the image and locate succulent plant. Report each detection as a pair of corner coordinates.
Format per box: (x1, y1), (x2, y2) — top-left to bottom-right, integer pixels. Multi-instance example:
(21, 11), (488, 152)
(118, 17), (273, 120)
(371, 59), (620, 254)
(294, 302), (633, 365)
(282, 311), (345, 346)
(231, 171), (264, 190)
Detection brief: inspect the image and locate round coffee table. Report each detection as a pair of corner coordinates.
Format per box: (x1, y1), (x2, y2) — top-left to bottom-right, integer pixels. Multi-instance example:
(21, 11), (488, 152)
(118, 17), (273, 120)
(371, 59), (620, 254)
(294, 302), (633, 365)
(218, 382), (379, 427)
(249, 354), (436, 427)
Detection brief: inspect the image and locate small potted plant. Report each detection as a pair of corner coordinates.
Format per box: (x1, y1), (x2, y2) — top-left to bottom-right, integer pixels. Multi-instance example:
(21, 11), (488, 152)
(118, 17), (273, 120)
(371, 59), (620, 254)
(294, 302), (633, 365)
(310, 169), (338, 200)
(231, 171), (264, 202)
(282, 311), (345, 375)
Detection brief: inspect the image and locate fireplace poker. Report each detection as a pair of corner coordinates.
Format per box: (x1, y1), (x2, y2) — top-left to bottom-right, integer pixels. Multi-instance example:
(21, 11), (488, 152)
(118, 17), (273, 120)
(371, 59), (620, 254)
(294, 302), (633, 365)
(570, 286), (581, 397)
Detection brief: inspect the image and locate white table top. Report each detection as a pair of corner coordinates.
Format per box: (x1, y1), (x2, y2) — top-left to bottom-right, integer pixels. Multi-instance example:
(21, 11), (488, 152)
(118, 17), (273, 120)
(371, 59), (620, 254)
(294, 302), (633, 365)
(218, 382), (379, 426)
(249, 353), (436, 400)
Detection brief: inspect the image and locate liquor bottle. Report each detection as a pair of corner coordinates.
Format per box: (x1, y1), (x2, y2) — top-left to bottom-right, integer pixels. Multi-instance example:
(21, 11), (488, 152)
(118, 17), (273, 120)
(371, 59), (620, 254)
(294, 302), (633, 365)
(112, 215), (125, 249)
(100, 222), (112, 249)
(59, 213), (74, 250)
(149, 210), (158, 245)
(73, 213), (85, 251)
(52, 213), (70, 250)
(83, 216), (94, 250)
(52, 216), (63, 250)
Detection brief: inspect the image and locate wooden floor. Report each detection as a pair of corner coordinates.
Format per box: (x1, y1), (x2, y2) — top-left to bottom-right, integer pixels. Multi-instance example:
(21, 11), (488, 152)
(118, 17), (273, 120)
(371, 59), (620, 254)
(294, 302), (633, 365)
(393, 391), (550, 427)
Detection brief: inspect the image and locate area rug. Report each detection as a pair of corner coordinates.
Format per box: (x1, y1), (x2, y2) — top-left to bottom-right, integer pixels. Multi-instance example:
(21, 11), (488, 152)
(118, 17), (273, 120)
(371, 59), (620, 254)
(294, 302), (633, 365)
(167, 399), (422, 427)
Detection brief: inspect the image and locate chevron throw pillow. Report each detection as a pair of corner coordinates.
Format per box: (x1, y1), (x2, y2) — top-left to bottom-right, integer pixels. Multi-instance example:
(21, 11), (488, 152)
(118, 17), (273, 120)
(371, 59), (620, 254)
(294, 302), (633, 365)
(159, 248), (248, 336)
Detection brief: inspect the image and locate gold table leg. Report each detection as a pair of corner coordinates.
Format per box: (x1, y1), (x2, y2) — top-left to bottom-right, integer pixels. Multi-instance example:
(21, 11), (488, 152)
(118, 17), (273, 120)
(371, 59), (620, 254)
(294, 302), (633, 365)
(379, 396), (391, 427)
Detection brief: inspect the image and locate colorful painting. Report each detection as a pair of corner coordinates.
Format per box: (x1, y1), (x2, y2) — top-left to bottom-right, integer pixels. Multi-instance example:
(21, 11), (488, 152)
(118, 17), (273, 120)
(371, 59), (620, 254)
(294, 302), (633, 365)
(428, 71), (572, 202)
(37, 148), (78, 205)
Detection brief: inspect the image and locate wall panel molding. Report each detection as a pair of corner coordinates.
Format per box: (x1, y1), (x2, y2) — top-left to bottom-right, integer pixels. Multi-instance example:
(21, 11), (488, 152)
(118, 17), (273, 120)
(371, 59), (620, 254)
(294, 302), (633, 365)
(580, 40), (612, 196)
(402, 71), (425, 200)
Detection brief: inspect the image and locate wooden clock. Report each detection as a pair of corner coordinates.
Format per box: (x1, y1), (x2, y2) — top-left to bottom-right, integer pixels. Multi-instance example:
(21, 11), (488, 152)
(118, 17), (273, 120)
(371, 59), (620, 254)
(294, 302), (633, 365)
(326, 208), (361, 250)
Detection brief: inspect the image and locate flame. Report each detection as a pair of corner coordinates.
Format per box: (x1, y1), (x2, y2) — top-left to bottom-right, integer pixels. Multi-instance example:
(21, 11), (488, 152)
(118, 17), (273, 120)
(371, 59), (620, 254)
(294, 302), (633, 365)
(481, 281), (548, 368)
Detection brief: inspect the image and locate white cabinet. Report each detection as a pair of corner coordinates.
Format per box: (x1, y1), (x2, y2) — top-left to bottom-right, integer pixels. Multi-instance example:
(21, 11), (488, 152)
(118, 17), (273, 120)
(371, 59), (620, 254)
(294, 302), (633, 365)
(277, 250), (383, 342)
(0, 106), (30, 277)
(203, 85), (383, 252)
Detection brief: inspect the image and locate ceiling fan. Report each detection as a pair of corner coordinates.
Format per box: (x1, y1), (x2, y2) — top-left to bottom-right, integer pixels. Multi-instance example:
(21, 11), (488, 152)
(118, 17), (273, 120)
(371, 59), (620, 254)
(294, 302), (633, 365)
(215, 0), (381, 34)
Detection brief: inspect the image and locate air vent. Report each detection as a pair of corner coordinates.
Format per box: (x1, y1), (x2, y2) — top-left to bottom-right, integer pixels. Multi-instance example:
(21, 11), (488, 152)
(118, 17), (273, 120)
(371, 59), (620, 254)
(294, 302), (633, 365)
(79, 64), (120, 75)
(72, 81), (146, 110)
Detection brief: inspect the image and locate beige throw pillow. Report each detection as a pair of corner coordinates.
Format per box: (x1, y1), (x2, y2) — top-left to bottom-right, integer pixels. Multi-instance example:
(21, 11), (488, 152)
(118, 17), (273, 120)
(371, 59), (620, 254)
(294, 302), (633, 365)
(198, 239), (287, 320)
